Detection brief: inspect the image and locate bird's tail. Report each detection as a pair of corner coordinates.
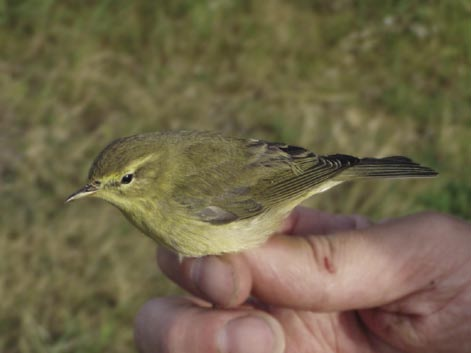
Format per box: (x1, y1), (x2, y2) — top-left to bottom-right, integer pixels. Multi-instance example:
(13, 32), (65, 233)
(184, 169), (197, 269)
(337, 156), (438, 180)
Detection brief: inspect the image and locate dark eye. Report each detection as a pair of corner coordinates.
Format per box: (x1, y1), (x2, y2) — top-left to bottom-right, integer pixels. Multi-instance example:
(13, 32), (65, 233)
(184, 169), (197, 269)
(121, 173), (134, 184)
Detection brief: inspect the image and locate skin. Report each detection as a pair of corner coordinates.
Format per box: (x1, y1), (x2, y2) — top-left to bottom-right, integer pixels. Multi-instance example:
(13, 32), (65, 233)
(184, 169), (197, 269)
(134, 207), (471, 353)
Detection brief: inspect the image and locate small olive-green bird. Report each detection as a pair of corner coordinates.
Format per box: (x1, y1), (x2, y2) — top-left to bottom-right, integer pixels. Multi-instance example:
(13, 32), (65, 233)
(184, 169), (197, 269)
(66, 131), (437, 257)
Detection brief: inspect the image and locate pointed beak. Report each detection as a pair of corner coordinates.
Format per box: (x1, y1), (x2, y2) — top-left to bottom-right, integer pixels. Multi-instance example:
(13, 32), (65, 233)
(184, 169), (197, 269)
(65, 184), (99, 203)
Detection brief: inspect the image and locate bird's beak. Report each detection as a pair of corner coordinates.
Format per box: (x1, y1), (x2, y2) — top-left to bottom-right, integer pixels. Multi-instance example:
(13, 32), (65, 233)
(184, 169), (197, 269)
(65, 184), (99, 203)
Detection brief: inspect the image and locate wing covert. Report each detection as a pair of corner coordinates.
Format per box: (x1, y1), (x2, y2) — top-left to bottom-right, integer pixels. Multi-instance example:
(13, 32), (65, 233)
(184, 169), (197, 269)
(172, 136), (359, 224)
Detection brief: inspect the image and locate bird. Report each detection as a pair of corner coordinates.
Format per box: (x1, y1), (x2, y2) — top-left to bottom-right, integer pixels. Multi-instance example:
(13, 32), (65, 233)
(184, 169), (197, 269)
(66, 130), (438, 257)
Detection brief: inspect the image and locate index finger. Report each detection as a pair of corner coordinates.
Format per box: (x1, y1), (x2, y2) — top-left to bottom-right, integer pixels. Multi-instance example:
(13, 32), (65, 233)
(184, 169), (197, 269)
(280, 207), (371, 236)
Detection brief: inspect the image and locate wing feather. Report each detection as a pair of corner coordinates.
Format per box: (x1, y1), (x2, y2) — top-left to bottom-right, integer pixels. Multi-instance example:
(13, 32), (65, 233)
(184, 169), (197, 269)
(173, 136), (359, 224)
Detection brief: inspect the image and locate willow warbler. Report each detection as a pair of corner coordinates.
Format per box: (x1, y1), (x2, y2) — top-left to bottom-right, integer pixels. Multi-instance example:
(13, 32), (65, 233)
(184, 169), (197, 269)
(66, 131), (437, 257)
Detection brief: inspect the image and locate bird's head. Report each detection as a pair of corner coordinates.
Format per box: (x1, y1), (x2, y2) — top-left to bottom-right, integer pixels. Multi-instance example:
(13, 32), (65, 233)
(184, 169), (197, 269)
(66, 134), (167, 209)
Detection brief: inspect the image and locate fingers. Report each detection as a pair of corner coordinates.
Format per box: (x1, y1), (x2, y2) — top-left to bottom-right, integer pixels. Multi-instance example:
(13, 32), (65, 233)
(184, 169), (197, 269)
(247, 212), (469, 311)
(159, 211), (470, 312)
(134, 297), (285, 353)
(281, 207), (371, 236)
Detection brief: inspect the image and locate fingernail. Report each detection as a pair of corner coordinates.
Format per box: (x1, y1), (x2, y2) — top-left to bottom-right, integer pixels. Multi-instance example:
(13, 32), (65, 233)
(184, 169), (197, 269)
(190, 256), (238, 307)
(217, 315), (284, 353)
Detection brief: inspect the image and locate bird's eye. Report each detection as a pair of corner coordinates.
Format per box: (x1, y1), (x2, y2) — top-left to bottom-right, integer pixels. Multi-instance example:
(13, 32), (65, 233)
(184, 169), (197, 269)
(121, 173), (134, 184)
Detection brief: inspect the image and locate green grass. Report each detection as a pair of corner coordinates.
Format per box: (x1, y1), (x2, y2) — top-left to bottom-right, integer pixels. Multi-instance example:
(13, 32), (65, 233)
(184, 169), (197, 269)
(1, 0), (470, 352)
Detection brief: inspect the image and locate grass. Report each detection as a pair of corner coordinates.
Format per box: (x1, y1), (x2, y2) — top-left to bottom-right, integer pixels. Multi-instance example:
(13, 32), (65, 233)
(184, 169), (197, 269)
(1, 0), (470, 352)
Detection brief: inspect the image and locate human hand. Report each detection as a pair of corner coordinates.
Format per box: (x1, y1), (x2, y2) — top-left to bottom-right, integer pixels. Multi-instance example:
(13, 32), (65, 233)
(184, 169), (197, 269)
(134, 207), (471, 353)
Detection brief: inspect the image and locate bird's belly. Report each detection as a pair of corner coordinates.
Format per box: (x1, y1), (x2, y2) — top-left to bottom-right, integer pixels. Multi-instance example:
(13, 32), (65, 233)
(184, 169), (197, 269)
(143, 208), (290, 257)
(123, 199), (297, 257)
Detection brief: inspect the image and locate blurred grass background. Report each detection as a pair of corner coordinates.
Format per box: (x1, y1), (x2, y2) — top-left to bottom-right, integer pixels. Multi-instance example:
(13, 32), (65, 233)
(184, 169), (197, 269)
(0, 0), (469, 352)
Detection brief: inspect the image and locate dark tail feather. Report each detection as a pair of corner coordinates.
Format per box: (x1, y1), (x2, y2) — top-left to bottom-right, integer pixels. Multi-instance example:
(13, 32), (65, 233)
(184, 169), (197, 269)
(339, 156), (438, 179)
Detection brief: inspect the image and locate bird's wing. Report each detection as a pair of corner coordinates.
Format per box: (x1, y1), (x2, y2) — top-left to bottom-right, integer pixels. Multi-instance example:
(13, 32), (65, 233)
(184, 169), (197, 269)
(173, 137), (359, 224)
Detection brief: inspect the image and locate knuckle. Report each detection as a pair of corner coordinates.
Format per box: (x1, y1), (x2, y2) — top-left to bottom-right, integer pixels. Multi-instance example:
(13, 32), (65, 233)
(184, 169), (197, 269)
(304, 235), (339, 305)
(306, 235), (338, 273)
